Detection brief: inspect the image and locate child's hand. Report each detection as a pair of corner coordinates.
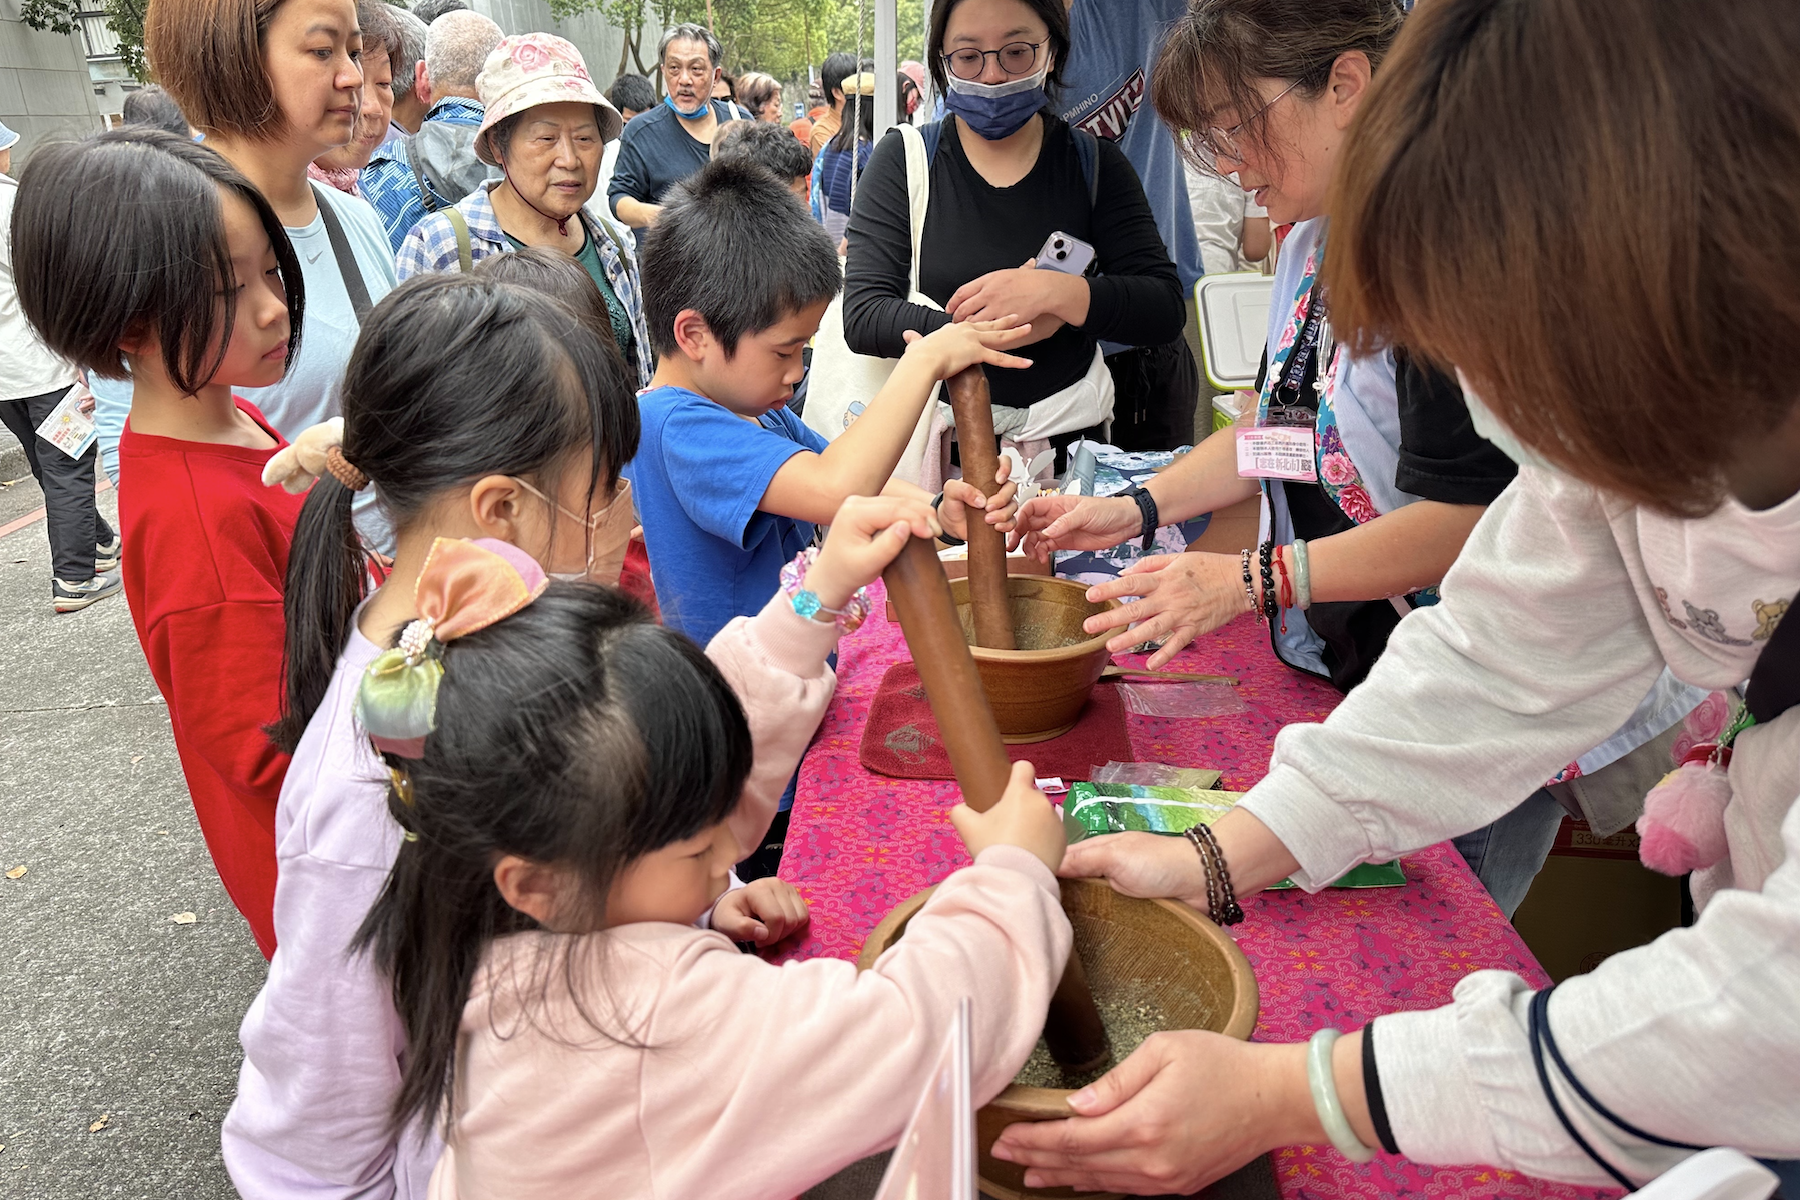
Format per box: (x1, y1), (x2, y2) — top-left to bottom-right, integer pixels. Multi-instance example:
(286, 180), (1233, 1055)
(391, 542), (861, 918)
(939, 458), (1021, 539)
(902, 317), (1035, 381)
(711, 877), (810, 946)
(805, 495), (942, 612)
(950, 761), (1067, 874)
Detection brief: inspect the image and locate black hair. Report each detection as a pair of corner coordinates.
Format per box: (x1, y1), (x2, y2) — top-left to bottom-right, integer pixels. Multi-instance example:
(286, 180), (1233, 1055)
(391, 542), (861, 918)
(10, 127), (304, 394)
(828, 65), (878, 156)
(473, 246), (622, 360)
(606, 72), (656, 115)
(927, 0), (1069, 99)
(354, 582), (754, 1133)
(713, 118), (813, 182)
(272, 275), (641, 753)
(410, 0), (466, 23)
(638, 157), (840, 358)
(820, 50), (858, 104)
(120, 85), (191, 137)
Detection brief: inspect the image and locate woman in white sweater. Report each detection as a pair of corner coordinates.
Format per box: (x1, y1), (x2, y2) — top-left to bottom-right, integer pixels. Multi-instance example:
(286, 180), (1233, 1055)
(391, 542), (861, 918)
(992, 0), (1800, 1192)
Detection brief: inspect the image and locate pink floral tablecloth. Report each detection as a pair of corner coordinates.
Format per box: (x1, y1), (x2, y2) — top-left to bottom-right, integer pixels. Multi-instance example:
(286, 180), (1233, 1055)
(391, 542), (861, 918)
(777, 584), (1616, 1200)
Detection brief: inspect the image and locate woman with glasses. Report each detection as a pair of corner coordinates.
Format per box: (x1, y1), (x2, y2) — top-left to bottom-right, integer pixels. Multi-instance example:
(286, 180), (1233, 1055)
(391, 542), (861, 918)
(1007, 0), (1697, 918)
(840, 0), (1185, 471)
(994, 0), (1800, 1190)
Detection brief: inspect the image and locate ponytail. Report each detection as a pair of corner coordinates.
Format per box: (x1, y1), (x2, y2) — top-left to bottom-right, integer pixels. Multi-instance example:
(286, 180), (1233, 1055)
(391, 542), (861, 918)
(269, 477), (364, 753)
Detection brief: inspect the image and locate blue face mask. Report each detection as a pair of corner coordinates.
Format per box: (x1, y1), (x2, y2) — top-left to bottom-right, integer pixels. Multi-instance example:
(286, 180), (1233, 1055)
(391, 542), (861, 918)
(942, 64), (1049, 141)
(665, 92), (710, 120)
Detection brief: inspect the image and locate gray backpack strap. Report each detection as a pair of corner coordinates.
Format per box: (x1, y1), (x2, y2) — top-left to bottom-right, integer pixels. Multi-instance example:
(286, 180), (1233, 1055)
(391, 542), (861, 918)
(404, 136), (440, 215)
(310, 183), (372, 324)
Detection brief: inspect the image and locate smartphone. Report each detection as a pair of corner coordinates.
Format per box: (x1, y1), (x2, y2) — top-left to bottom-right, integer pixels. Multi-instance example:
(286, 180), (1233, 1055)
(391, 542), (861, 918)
(1035, 231), (1097, 276)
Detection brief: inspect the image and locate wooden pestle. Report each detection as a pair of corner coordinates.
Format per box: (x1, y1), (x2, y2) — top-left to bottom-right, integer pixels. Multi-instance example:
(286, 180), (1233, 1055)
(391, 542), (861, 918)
(883, 535), (1111, 1071)
(945, 366), (1016, 650)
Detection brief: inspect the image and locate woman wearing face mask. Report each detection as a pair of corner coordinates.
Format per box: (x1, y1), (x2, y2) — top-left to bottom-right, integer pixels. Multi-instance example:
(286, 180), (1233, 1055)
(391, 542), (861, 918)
(1005, 0), (1702, 917)
(397, 34), (654, 388)
(840, 0), (1185, 470)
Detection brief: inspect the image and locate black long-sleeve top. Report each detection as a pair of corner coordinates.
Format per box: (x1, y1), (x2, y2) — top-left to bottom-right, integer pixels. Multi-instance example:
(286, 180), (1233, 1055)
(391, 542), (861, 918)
(841, 114), (1185, 411)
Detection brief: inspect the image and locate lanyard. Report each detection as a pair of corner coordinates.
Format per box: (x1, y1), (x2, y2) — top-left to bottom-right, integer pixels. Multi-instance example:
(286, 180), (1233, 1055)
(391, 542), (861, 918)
(1271, 271), (1328, 412)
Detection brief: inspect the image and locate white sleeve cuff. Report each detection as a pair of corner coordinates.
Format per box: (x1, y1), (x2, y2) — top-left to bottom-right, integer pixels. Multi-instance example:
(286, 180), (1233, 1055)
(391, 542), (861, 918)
(1237, 761), (1377, 891)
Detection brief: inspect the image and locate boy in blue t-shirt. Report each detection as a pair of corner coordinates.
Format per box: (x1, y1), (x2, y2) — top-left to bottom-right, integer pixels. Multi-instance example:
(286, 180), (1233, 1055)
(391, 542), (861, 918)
(628, 156), (1034, 649)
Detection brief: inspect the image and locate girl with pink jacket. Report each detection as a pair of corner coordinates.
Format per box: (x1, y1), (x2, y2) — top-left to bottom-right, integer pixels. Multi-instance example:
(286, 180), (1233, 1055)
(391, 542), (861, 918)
(347, 515), (1072, 1200)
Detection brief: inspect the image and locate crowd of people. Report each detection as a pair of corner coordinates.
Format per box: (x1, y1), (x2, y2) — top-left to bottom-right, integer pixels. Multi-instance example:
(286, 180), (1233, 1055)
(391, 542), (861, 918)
(0, 0), (1795, 1195)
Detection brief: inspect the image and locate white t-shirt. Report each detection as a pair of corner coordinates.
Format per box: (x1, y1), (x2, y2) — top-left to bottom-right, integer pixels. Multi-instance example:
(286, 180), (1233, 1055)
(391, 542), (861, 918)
(0, 174), (77, 402)
(1184, 164), (1267, 276)
(240, 186), (396, 440)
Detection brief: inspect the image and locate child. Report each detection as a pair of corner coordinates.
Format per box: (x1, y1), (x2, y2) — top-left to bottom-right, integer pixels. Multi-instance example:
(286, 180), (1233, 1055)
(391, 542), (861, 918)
(352, 527), (1073, 1200)
(711, 117), (815, 203)
(630, 156), (1031, 650)
(471, 247), (659, 614)
(233, 273), (891, 1200)
(11, 128), (307, 955)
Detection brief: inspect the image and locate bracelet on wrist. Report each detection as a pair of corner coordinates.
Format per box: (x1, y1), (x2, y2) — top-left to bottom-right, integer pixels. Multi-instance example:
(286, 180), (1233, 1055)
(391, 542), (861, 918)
(1257, 541), (1279, 627)
(1292, 538), (1312, 610)
(779, 548), (871, 635)
(1274, 545), (1294, 634)
(1307, 1029), (1377, 1163)
(1240, 549), (1258, 614)
(1182, 821), (1244, 926)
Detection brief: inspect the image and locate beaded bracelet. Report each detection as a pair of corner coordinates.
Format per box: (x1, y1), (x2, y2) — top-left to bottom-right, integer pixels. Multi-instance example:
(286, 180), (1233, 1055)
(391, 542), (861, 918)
(1257, 541), (1279, 626)
(1183, 822), (1245, 925)
(1239, 548), (1259, 614)
(779, 548), (872, 635)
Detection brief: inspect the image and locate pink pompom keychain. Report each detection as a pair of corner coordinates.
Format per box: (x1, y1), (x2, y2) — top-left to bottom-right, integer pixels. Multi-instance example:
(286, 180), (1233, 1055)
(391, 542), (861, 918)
(1636, 744), (1734, 875)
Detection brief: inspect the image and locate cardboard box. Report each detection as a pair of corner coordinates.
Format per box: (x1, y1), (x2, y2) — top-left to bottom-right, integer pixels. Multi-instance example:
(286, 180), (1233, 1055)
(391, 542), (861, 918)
(1512, 818), (1684, 982)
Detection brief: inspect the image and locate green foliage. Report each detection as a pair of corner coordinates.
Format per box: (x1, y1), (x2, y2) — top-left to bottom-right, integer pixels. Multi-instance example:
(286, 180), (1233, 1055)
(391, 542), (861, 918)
(21, 0), (149, 79)
(558, 0), (926, 88)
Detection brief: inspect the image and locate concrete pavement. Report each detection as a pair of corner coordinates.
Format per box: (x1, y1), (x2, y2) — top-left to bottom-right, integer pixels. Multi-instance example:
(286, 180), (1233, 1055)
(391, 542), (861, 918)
(0, 465), (260, 1198)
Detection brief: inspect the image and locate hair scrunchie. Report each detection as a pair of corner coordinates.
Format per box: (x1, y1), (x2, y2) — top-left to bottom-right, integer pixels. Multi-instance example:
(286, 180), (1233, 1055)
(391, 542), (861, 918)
(324, 444), (370, 492)
(355, 538), (550, 758)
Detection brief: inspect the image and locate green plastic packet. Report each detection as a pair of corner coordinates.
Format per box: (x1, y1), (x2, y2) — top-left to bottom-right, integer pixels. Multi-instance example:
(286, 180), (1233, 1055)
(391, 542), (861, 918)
(1062, 781), (1405, 890)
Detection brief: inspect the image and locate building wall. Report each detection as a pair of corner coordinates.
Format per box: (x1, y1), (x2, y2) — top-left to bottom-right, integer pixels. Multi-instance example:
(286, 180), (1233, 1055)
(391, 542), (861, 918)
(0, 0), (103, 161)
(465, 0), (631, 86)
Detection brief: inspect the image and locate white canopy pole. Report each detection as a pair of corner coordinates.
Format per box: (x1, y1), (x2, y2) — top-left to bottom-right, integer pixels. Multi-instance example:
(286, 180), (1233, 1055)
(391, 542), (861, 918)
(874, 0), (898, 140)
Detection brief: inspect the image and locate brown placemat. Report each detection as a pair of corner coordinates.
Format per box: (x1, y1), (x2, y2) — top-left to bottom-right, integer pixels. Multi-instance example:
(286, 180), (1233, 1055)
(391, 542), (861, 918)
(859, 661), (1133, 782)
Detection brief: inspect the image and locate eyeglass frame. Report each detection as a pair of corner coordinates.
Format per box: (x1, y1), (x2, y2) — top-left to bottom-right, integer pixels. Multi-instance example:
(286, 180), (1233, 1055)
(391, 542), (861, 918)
(940, 38), (1049, 82)
(1195, 78), (1303, 170)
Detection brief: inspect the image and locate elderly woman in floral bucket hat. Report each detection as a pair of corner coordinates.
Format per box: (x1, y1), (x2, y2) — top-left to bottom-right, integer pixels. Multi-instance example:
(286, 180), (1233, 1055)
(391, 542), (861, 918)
(396, 32), (654, 386)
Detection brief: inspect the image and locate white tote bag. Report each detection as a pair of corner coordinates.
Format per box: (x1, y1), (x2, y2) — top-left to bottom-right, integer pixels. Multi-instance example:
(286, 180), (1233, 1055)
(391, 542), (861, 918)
(805, 123), (943, 485)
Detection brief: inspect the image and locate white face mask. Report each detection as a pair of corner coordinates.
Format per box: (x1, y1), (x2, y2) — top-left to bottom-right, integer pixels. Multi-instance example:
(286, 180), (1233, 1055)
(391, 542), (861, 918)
(518, 477), (636, 587)
(1456, 368), (1554, 472)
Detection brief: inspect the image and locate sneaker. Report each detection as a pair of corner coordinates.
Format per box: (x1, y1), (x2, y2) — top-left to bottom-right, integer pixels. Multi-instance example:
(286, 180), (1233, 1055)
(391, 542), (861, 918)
(95, 533), (122, 573)
(53, 572), (123, 613)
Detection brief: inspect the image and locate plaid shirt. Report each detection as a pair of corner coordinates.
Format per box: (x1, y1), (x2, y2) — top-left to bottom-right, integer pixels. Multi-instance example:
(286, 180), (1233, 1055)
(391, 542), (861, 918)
(360, 98), (485, 254)
(396, 184), (656, 388)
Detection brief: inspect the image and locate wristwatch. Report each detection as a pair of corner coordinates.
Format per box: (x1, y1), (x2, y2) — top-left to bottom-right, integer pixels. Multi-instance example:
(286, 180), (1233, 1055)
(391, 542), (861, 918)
(1120, 485), (1160, 551)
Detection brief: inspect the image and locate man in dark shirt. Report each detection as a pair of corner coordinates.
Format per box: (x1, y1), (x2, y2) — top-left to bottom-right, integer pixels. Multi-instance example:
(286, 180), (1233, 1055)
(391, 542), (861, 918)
(608, 23), (747, 230)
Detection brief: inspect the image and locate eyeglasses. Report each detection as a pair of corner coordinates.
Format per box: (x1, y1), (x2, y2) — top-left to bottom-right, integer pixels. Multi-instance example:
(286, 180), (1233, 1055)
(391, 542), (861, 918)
(942, 39), (1046, 82)
(1195, 79), (1301, 172)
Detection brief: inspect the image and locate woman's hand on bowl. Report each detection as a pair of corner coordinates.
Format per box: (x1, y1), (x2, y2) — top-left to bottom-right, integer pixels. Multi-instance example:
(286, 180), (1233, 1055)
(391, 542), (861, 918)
(1057, 831), (1210, 910)
(990, 1031), (1315, 1195)
(1082, 552), (1248, 669)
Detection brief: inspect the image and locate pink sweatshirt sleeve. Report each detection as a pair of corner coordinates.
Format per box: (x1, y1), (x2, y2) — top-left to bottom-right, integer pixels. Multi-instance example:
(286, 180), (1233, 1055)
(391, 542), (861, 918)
(642, 846), (1072, 1198)
(704, 591), (841, 860)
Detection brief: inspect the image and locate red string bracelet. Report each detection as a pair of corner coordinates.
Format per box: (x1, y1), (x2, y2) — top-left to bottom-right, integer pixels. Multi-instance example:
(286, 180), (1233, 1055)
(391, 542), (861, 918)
(1274, 545), (1293, 633)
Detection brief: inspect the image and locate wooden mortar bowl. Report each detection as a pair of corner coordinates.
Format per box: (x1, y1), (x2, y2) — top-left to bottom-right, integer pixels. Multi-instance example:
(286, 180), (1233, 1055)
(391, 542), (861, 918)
(858, 877), (1259, 1200)
(947, 576), (1120, 744)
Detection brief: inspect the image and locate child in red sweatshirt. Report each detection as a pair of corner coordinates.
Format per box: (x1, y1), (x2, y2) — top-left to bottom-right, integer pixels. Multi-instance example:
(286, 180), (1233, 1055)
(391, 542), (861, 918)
(10, 129), (310, 956)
